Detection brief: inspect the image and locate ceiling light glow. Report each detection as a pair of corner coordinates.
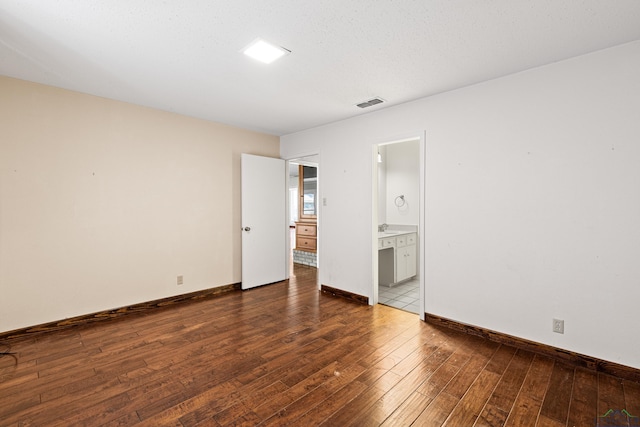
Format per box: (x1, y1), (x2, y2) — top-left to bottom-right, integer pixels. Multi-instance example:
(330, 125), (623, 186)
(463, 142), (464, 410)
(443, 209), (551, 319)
(242, 38), (290, 64)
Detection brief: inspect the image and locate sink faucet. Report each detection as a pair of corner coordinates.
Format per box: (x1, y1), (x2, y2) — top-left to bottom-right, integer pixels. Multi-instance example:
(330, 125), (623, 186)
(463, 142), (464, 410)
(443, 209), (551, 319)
(379, 223), (389, 232)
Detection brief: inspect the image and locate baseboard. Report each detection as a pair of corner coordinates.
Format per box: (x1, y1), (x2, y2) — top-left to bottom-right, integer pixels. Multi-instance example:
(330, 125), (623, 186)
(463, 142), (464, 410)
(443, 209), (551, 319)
(425, 312), (640, 383)
(0, 283), (241, 342)
(321, 284), (369, 305)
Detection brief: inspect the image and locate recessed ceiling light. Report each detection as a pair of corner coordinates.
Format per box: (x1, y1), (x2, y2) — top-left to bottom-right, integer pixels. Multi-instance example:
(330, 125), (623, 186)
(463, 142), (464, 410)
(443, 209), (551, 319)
(242, 38), (290, 64)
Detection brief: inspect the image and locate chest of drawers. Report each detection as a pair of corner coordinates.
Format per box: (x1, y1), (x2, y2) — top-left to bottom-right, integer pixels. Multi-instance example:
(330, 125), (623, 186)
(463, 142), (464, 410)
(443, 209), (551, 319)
(295, 221), (317, 252)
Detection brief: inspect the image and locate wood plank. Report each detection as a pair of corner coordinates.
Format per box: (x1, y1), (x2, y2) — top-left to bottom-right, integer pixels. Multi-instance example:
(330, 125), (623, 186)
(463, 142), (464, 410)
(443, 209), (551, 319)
(295, 380), (369, 425)
(320, 369), (403, 426)
(482, 349), (535, 415)
(412, 391), (460, 427)
(503, 354), (555, 427)
(253, 362), (343, 420)
(539, 361), (574, 424)
(259, 362), (368, 426)
(444, 369), (501, 427)
(361, 343), (454, 425)
(624, 380), (640, 424)
(213, 380), (289, 425)
(503, 395), (541, 427)
(535, 415), (566, 427)
(567, 367), (597, 427)
(416, 357), (466, 400)
(379, 390), (434, 426)
(484, 345), (517, 376)
(443, 339), (499, 399)
(474, 405), (508, 427)
(597, 372), (628, 426)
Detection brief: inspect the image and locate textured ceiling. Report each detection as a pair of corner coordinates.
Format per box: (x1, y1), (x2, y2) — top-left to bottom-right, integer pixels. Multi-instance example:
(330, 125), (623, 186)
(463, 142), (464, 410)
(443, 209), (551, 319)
(1, 1), (640, 136)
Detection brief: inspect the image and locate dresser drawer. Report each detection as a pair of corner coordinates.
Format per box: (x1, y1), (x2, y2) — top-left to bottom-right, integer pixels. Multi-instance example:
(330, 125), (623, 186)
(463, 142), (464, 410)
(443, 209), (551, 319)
(296, 223), (317, 236)
(296, 236), (317, 251)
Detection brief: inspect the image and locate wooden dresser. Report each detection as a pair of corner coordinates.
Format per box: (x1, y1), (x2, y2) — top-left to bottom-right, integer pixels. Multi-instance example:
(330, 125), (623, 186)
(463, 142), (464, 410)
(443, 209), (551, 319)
(294, 164), (317, 263)
(295, 221), (317, 252)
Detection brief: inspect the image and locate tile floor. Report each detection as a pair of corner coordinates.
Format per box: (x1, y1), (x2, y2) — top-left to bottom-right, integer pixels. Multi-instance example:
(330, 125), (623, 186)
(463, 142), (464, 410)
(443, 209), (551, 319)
(378, 278), (419, 314)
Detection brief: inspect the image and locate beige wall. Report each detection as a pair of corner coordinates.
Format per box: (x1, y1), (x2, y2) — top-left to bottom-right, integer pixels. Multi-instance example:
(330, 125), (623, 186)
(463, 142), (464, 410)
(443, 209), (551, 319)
(0, 76), (279, 332)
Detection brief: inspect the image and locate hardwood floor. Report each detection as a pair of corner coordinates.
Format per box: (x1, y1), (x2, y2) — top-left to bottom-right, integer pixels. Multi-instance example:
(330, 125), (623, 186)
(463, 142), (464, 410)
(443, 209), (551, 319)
(1, 264), (639, 426)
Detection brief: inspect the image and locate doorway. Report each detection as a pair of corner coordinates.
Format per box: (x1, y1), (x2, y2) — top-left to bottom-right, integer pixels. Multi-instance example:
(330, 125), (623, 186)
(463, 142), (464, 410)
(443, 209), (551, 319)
(288, 155), (319, 274)
(373, 135), (425, 320)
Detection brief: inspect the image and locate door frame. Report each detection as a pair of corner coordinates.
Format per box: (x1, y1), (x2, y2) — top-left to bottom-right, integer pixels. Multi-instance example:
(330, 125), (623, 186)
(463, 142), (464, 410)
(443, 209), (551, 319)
(285, 152), (321, 285)
(372, 132), (426, 320)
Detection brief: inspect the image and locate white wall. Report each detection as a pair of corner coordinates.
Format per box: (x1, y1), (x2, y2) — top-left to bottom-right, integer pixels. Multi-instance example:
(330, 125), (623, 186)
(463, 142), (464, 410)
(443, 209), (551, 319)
(377, 145), (387, 223)
(281, 41), (640, 369)
(0, 77), (279, 333)
(384, 140), (420, 226)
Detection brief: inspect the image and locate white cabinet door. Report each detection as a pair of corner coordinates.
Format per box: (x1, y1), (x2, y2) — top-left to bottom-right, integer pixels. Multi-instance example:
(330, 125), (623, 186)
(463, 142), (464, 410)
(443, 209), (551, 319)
(395, 234), (416, 282)
(404, 243), (416, 278)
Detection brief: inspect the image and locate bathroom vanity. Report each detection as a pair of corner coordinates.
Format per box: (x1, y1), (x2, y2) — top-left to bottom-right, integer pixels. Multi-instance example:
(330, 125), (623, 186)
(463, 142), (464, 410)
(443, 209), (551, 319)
(378, 231), (417, 285)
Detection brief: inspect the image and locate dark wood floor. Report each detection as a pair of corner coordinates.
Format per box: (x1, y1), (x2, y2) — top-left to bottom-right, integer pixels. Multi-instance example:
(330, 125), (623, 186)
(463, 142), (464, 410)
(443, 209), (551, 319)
(1, 264), (639, 426)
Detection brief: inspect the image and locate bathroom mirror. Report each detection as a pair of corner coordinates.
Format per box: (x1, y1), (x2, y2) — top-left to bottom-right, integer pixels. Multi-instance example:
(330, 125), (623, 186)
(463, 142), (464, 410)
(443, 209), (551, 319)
(299, 165), (317, 219)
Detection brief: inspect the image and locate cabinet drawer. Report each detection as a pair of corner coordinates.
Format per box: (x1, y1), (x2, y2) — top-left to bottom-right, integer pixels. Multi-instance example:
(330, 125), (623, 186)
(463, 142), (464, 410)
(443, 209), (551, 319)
(296, 223), (317, 236)
(406, 233), (416, 245)
(380, 237), (395, 249)
(296, 236), (317, 251)
(396, 233), (417, 247)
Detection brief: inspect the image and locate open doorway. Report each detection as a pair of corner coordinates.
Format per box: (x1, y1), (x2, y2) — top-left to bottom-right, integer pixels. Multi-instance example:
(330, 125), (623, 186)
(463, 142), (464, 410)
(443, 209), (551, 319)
(288, 156), (319, 272)
(373, 136), (425, 319)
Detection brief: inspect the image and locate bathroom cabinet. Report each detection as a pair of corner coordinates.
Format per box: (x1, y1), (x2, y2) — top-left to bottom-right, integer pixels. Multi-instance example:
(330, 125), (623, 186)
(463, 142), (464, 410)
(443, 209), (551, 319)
(378, 232), (417, 285)
(395, 233), (416, 282)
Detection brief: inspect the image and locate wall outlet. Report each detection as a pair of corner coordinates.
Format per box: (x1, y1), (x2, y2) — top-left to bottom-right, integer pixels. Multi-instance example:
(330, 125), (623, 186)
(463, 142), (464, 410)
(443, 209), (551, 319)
(553, 318), (564, 334)
(177, 275), (183, 286)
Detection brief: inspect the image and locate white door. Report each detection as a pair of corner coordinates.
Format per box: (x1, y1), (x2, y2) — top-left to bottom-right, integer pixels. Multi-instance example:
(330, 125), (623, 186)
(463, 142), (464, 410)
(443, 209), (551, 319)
(241, 153), (287, 289)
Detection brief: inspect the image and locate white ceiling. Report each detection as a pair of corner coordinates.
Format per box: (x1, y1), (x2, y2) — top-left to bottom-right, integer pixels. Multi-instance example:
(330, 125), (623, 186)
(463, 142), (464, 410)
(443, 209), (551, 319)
(1, 1), (640, 136)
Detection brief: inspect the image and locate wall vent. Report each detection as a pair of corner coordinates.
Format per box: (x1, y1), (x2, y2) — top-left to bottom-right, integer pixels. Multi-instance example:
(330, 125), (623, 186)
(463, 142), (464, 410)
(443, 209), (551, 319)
(356, 97), (385, 108)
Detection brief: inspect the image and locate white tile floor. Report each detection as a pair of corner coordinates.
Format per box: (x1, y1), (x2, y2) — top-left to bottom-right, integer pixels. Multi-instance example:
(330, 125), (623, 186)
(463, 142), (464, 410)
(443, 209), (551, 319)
(378, 278), (419, 314)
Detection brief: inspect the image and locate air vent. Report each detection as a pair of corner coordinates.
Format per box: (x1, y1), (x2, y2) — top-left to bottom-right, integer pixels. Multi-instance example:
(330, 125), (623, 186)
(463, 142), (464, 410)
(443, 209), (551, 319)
(356, 97), (385, 109)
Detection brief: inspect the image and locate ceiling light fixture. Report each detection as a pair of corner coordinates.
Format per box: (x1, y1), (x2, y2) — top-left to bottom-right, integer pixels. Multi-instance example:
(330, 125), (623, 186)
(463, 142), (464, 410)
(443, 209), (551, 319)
(242, 38), (290, 64)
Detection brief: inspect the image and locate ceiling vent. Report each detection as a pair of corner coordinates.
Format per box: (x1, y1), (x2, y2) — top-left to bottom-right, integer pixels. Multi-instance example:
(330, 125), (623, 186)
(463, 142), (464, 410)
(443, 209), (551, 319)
(356, 97), (385, 108)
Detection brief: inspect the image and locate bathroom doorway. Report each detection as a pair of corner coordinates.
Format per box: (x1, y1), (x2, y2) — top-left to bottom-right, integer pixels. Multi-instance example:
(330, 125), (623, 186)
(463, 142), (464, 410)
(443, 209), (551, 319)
(373, 135), (425, 319)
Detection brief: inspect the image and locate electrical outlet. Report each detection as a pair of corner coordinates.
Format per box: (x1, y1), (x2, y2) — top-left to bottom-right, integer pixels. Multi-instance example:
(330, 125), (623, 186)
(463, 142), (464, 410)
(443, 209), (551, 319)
(553, 318), (564, 334)
(177, 275), (183, 286)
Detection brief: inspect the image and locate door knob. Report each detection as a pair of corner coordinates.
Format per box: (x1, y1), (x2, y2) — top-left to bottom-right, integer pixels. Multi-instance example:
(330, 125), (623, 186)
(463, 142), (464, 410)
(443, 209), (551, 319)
(244, 227), (251, 232)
